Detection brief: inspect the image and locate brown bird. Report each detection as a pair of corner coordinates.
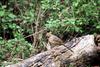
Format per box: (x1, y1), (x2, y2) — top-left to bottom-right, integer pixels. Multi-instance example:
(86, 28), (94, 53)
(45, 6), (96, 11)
(46, 32), (73, 52)
(46, 32), (64, 47)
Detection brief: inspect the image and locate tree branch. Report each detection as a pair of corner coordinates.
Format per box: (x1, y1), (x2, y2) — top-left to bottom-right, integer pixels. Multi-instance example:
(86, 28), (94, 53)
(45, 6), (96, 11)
(6, 35), (98, 67)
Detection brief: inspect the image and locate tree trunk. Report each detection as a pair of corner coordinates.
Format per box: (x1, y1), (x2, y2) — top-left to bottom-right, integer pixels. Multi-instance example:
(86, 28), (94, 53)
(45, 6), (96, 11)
(6, 35), (99, 67)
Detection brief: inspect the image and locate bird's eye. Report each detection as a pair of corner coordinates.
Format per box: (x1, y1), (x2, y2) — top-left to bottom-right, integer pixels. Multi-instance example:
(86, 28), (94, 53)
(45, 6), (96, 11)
(47, 36), (49, 38)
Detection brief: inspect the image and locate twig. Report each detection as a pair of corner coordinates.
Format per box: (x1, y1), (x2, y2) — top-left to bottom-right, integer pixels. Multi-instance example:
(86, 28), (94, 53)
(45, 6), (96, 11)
(71, 37), (83, 48)
(24, 29), (47, 38)
(33, 6), (41, 46)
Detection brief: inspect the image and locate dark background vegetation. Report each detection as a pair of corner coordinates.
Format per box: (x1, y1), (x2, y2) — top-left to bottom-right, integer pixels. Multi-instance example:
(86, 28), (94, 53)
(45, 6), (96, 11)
(0, 0), (99, 66)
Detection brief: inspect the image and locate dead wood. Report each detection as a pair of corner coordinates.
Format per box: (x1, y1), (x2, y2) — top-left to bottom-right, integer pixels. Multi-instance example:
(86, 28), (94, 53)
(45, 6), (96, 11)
(6, 35), (99, 67)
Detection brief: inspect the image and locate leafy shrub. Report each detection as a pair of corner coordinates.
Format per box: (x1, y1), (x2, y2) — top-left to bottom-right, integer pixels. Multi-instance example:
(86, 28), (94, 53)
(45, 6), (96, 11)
(0, 2), (34, 66)
(0, 0), (99, 66)
(43, 0), (99, 35)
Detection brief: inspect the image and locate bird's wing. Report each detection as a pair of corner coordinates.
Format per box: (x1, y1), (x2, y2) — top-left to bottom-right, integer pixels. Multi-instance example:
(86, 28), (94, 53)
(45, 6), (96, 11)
(51, 36), (63, 44)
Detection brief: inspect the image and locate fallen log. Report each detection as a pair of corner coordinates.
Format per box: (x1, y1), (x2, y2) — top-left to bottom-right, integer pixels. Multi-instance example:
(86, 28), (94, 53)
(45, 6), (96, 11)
(6, 35), (100, 67)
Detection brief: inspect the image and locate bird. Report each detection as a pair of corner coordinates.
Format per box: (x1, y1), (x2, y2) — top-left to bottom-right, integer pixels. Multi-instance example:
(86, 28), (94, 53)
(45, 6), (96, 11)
(46, 32), (73, 52)
(46, 32), (64, 47)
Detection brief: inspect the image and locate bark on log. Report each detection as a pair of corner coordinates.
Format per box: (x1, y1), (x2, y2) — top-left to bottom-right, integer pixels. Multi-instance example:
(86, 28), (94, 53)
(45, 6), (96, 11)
(6, 35), (99, 67)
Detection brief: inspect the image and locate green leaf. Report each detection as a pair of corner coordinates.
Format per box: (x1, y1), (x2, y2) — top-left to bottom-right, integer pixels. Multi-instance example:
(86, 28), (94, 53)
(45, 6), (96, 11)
(8, 13), (16, 19)
(96, 25), (100, 29)
(0, 10), (5, 17)
(2, 5), (7, 9)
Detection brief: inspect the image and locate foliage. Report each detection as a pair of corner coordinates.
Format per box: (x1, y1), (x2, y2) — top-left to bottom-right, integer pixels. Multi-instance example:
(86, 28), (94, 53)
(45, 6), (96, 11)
(0, 0), (99, 66)
(44, 0), (99, 35)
